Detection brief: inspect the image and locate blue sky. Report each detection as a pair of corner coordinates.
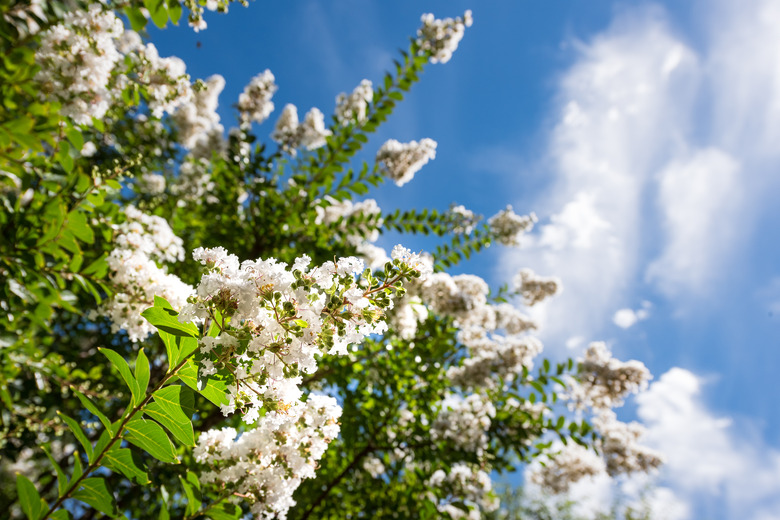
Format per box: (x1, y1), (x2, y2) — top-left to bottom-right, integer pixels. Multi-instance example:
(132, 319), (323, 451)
(149, 1), (780, 517)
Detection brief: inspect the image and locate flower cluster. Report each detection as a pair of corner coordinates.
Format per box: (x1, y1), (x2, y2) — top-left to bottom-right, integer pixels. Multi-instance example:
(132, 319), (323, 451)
(34, 5), (124, 125)
(594, 410), (663, 477)
(98, 206), (192, 341)
(195, 395), (342, 519)
(487, 206), (537, 246)
(427, 463), (499, 519)
(178, 245), (426, 422)
(271, 104), (332, 153)
(527, 443), (606, 494)
(171, 159), (218, 206)
(335, 79), (373, 125)
(314, 196), (383, 243)
(448, 204), (479, 235)
(432, 393), (495, 455)
(566, 342), (652, 410)
(238, 70), (278, 126)
(416, 11), (473, 64)
(513, 268), (561, 306)
(129, 43), (192, 118)
(376, 138), (437, 187)
(173, 74), (226, 150)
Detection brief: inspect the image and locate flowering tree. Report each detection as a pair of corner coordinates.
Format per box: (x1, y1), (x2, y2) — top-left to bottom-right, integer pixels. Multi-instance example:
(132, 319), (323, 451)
(0, 2), (661, 519)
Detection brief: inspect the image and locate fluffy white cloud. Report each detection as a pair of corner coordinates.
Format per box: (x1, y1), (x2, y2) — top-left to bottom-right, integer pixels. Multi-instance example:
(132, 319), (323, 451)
(637, 368), (780, 519)
(613, 302), (651, 329)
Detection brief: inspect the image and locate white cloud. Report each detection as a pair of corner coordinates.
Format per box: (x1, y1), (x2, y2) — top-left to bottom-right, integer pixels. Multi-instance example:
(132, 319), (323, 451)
(646, 148), (742, 297)
(499, 8), (699, 346)
(637, 368), (780, 519)
(613, 301), (651, 329)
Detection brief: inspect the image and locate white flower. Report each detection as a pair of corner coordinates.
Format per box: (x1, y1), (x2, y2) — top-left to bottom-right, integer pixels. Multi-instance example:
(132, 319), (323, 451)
(238, 70), (277, 125)
(416, 11), (473, 64)
(487, 206), (536, 246)
(335, 79), (373, 125)
(376, 138), (437, 187)
(512, 268), (560, 306)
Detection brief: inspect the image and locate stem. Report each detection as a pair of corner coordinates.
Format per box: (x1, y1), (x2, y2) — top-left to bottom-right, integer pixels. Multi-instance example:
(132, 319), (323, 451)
(40, 353), (196, 520)
(298, 444), (373, 520)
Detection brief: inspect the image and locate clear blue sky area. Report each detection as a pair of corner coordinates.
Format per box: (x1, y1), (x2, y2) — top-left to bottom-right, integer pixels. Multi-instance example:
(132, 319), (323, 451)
(147, 1), (780, 517)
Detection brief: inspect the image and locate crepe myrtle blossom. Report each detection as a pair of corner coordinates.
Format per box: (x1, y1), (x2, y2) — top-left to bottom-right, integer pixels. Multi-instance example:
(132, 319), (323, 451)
(97, 206), (192, 342)
(513, 268), (561, 306)
(527, 442), (607, 494)
(487, 205), (537, 246)
(376, 138), (437, 187)
(238, 70), (278, 126)
(426, 463), (499, 519)
(177, 245), (428, 422)
(565, 342), (652, 410)
(272, 104), (332, 153)
(34, 5), (124, 125)
(416, 10), (473, 64)
(335, 79), (373, 125)
(431, 393), (496, 455)
(195, 395), (342, 519)
(594, 410), (663, 477)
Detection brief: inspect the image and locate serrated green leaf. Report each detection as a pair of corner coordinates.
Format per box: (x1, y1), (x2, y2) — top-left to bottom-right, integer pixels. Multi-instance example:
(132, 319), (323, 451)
(124, 418), (178, 463)
(72, 389), (113, 433)
(103, 446), (150, 485)
(99, 348), (141, 406)
(144, 385), (195, 446)
(15, 474), (42, 520)
(72, 477), (117, 517)
(136, 348), (150, 397)
(58, 412), (93, 460)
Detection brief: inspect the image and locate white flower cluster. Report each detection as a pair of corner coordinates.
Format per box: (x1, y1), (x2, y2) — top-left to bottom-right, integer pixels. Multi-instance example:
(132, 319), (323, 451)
(271, 104), (332, 153)
(566, 342), (652, 410)
(427, 463), (499, 519)
(178, 245), (425, 422)
(376, 138), (437, 187)
(136, 172), (166, 195)
(34, 5), (124, 125)
(432, 393), (495, 455)
(99, 206), (192, 341)
(171, 159), (218, 206)
(448, 204), (478, 235)
(362, 455), (386, 479)
(238, 70), (277, 126)
(487, 206), (537, 246)
(527, 443), (606, 494)
(186, 0), (228, 32)
(195, 395), (342, 519)
(335, 79), (373, 125)
(594, 410), (663, 477)
(447, 333), (543, 390)
(173, 74), (226, 150)
(314, 196), (383, 243)
(416, 11), (473, 64)
(130, 43), (192, 118)
(512, 268), (560, 306)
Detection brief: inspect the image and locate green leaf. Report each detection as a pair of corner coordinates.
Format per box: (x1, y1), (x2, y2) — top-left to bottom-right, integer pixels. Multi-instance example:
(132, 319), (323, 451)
(167, 0), (182, 24)
(51, 510), (71, 520)
(42, 444), (69, 496)
(103, 446), (150, 485)
(124, 7), (148, 31)
(144, 385), (195, 446)
(65, 127), (84, 151)
(144, 0), (169, 28)
(72, 389), (113, 434)
(66, 210), (94, 244)
(205, 503), (241, 520)
(15, 474), (43, 520)
(124, 418), (178, 463)
(58, 412), (93, 460)
(136, 348), (150, 398)
(72, 477), (117, 517)
(99, 348), (141, 406)
(142, 297), (199, 339)
(179, 471), (201, 516)
(177, 360), (230, 407)
(72, 451), (84, 482)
